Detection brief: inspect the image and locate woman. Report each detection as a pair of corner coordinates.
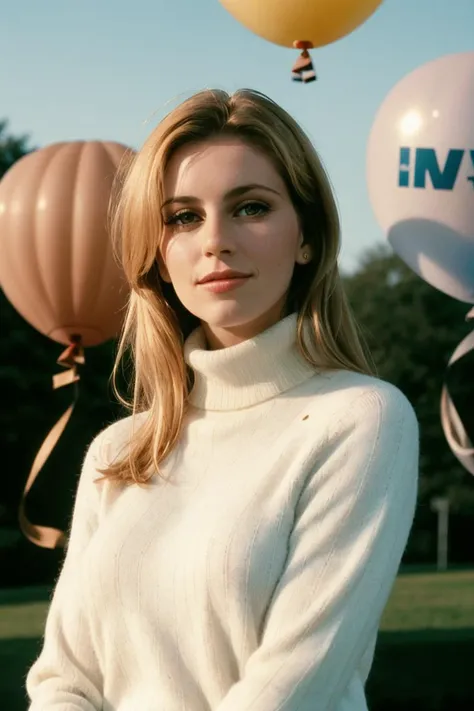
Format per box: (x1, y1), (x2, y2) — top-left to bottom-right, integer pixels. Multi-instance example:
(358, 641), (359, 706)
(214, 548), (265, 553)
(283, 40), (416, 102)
(26, 88), (419, 711)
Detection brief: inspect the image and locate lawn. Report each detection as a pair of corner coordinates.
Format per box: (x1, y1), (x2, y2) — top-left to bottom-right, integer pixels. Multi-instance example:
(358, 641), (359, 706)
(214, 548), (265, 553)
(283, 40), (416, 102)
(380, 568), (474, 632)
(1, 569), (474, 710)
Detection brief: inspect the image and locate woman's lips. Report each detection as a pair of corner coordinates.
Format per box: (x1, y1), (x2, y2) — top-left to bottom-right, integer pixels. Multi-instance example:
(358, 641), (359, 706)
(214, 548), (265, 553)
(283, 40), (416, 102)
(197, 276), (251, 293)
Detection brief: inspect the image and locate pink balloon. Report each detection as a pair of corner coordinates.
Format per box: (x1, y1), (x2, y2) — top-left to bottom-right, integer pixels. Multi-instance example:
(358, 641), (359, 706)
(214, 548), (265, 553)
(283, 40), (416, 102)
(0, 141), (132, 346)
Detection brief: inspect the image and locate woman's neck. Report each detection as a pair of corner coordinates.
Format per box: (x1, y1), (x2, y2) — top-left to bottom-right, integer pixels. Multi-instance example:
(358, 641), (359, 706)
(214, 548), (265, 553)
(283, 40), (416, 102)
(184, 313), (320, 411)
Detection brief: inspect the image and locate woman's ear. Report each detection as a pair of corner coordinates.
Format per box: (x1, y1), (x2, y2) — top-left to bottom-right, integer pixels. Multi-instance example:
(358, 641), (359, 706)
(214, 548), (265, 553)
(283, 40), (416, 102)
(295, 240), (312, 265)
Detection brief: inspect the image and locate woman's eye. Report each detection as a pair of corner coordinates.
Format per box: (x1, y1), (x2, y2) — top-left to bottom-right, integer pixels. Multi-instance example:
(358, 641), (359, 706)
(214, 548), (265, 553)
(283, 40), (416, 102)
(237, 201), (269, 218)
(165, 210), (199, 226)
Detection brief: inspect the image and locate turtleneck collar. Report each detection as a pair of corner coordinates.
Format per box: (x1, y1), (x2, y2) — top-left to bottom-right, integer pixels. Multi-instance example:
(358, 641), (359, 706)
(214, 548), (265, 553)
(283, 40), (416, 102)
(184, 313), (319, 411)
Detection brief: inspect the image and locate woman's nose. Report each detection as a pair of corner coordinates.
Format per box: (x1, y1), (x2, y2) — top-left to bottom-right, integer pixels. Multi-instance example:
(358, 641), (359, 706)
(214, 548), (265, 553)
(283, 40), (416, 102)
(201, 214), (235, 257)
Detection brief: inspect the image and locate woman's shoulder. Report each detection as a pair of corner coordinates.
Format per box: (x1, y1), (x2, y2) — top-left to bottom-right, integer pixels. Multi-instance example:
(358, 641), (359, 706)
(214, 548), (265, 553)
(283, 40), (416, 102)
(89, 410), (149, 467)
(308, 368), (418, 428)
(297, 370), (420, 474)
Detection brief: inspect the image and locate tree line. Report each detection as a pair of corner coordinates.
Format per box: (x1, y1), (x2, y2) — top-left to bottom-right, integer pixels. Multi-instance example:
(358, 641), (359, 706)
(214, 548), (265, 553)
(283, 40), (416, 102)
(0, 121), (473, 587)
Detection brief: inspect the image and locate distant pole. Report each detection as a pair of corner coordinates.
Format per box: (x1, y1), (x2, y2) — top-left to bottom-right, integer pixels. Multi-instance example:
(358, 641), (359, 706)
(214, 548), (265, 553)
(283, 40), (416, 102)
(430, 497), (450, 571)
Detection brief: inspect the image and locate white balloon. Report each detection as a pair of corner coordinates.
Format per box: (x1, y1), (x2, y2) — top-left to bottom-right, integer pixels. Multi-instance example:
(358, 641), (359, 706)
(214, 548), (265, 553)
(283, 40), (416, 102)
(367, 52), (474, 303)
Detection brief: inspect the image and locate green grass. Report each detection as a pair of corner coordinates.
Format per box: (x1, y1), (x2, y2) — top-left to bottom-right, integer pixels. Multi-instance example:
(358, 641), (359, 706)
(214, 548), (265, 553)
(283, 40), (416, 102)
(380, 569), (474, 633)
(1, 569), (474, 710)
(2, 569), (473, 641)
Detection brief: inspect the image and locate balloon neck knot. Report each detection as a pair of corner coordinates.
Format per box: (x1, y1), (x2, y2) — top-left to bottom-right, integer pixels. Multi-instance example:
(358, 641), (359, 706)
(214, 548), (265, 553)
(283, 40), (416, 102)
(293, 40), (313, 50)
(291, 41), (317, 84)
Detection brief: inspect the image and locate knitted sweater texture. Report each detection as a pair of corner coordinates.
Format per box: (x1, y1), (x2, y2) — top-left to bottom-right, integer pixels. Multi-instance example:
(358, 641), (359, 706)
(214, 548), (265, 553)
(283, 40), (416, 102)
(26, 313), (419, 711)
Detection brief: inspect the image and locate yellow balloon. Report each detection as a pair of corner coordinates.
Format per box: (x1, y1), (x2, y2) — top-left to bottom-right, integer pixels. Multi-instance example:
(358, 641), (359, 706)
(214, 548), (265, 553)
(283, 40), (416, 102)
(219, 0), (383, 49)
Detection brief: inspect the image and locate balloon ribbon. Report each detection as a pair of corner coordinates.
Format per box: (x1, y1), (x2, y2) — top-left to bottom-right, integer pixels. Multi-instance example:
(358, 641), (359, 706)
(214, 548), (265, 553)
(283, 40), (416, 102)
(292, 41), (317, 83)
(18, 335), (85, 549)
(440, 329), (474, 476)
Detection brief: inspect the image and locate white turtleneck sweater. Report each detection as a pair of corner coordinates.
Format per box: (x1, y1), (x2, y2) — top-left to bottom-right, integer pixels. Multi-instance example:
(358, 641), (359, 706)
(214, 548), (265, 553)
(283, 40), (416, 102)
(26, 314), (419, 711)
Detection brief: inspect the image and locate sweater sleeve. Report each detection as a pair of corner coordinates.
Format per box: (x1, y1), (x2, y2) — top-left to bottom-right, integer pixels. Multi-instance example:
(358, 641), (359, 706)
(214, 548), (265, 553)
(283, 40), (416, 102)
(215, 385), (419, 711)
(26, 433), (106, 711)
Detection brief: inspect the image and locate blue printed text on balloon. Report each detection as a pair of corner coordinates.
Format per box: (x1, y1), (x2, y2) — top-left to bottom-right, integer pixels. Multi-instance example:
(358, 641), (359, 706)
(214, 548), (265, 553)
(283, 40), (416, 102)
(398, 147), (474, 190)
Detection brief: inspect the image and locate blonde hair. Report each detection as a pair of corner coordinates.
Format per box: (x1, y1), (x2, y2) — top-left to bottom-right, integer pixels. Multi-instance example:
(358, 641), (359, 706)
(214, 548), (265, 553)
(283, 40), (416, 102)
(101, 88), (375, 485)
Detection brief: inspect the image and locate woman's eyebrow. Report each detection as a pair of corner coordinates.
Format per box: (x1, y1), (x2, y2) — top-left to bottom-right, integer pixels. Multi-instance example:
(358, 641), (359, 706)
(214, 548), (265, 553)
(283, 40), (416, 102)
(161, 183), (281, 209)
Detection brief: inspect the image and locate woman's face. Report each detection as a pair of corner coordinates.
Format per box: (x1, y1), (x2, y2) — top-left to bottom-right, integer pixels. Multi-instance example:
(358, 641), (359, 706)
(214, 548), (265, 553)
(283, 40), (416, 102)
(160, 137), (310, 349)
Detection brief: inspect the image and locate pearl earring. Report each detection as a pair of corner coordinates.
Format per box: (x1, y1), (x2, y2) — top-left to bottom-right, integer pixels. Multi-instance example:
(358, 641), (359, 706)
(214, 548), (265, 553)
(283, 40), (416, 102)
(302, 253), (309, 261)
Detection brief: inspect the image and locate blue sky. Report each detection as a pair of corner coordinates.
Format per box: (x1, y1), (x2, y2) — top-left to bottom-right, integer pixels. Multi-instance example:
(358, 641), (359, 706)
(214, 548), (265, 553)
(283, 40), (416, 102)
(2, 0), (473, 272)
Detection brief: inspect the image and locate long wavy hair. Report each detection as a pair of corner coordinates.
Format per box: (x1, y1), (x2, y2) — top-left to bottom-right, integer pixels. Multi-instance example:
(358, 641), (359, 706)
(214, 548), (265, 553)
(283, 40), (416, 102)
(100, 88), (375, 485)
